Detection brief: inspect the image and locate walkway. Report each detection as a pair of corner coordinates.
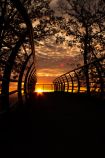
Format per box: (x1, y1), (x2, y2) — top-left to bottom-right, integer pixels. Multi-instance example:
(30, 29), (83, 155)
(0, 92), (104, 156)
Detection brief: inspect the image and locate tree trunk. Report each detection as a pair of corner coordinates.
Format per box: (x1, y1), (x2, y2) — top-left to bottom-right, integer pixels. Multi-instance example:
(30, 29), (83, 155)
(84, 54), (90, 94)
(84, 27), (90, 94)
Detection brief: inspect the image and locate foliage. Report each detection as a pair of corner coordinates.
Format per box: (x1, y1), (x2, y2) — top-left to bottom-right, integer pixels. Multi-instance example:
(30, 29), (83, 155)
(55, 0), (105, 63)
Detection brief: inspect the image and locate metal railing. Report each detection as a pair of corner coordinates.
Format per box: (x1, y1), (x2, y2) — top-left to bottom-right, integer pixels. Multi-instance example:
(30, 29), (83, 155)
(0, 0), (36, 111)
(53, 57), (105, 98)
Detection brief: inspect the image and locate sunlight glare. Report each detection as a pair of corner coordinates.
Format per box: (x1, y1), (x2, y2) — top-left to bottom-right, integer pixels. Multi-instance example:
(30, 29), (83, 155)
(36, 89), (43, 95)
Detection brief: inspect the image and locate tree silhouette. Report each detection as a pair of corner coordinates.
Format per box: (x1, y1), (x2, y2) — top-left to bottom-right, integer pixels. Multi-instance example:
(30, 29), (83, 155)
(54, 0), (105, 93)
(1, 0), (105, 94)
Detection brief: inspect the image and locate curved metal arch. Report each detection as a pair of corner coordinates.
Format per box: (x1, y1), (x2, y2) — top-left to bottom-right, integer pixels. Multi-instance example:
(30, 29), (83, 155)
(28, 71), (36, 93)
(27, 67), (36, 93)
(1, 32), (27, 106)
(61, 76), (65, 91)
(53, 79), (61, 91)
(53, 80), (59, 91)
(24, 63), (34, 94)
(29, 71), (36, 89)
(0, 0), (36, 109)
(58, 77), (63, 91)
(18, 53), (33, 98)
(64, 75), (69, 92)
(53, 56), (105, 98)
(69, 74), (74, 93)
(53, 82), (57, 91)
(58, 79), (62, 91)
(26, 67), (35, 92)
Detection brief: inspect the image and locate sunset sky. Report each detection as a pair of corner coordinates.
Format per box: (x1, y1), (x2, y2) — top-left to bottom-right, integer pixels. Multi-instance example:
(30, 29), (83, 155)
(36, 0), (83, 84)
(36, 36), (82, 83)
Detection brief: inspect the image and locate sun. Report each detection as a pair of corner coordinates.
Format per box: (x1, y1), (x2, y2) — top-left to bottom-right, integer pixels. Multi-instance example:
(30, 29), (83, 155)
(36, 89), (44, 95)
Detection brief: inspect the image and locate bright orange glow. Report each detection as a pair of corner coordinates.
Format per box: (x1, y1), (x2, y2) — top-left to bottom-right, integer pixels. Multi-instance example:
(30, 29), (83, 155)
(35, 84), (54, 92)
(36, 89), (44, 95)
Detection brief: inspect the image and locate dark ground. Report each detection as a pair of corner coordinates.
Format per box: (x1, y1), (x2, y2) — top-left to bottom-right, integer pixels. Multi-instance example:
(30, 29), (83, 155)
(0, 92), (105, 157)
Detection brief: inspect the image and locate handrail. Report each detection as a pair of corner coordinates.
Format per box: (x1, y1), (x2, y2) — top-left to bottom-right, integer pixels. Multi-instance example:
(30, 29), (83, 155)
(53, 56), (105, 98)
(54, 56), (105, 79)
(0, 0), (36, 110)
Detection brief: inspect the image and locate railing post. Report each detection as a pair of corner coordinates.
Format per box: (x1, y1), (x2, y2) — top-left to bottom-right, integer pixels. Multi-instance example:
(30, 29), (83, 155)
(24, 63), (33, 94)
(69, 74), (74, 93)
(53, 57), (105, 98)
(74, 70), (80, 93)
(64, 75), (69, 92)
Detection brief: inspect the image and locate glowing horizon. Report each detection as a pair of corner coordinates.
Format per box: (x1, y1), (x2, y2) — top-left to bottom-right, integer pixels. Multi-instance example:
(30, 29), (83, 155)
(35, 83), (54, 92)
